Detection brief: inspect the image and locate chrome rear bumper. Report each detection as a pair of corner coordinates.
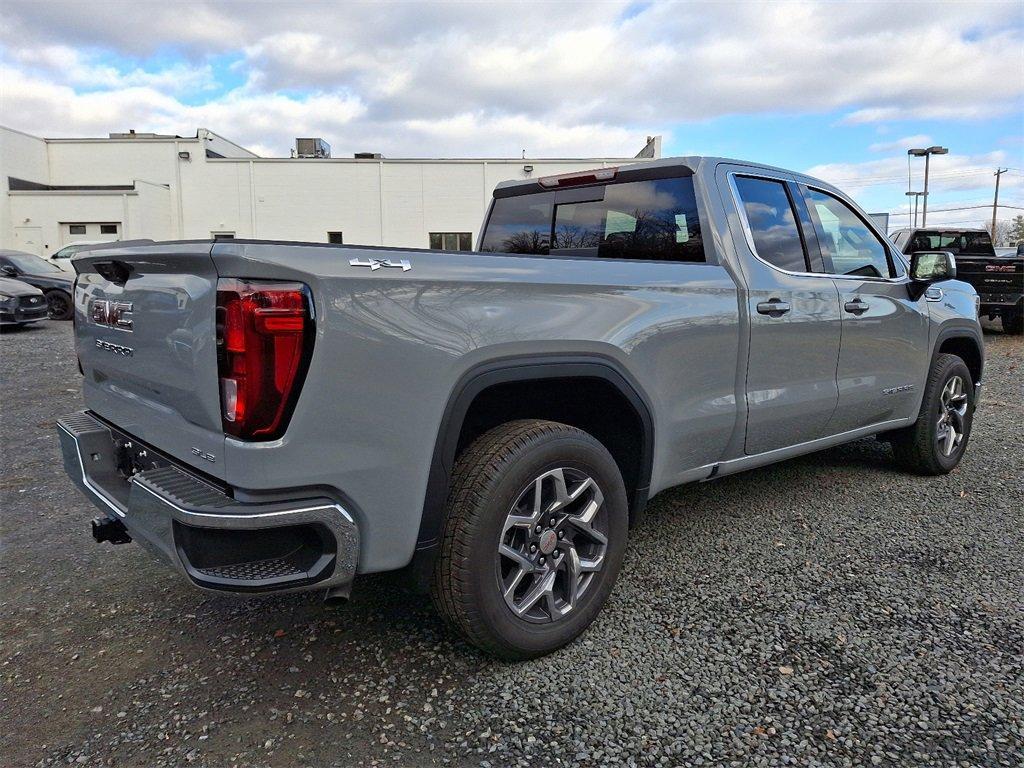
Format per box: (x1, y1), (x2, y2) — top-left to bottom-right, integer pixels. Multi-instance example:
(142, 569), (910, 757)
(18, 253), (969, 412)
(57, 410), (359, 595)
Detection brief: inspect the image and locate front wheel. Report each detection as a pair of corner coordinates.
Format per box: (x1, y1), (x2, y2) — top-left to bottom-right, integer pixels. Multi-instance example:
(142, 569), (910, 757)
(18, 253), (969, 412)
(431, 419), (629, 659)
(890, 353), (974, 475)
(46, 290), (73, 320)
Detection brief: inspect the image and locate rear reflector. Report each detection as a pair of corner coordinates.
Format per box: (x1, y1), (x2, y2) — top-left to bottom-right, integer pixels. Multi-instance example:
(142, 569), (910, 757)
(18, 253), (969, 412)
(538, 167), (617, 188)
(216, 279), (313, 440)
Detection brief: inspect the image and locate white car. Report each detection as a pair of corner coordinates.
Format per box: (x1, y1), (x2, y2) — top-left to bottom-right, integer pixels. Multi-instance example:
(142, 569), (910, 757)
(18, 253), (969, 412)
(48, 241), (117, 272)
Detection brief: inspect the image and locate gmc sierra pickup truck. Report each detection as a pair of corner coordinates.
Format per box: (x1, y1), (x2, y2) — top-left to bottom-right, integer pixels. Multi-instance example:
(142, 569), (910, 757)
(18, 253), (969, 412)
(59, 157), (984, 659)
(890, 227), (1023, 334)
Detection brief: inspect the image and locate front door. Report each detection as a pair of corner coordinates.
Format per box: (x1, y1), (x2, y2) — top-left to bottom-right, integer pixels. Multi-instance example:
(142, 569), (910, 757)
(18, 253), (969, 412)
(796, 185), (930, 432)
(13, 226), (43, 255)
(720, 166), (843, 455)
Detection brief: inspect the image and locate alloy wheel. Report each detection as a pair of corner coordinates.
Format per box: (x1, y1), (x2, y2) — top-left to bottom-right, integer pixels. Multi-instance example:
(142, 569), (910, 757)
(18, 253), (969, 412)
(47, 293), (69, 319)
(936, 375), (968, 457)
(496, 467), (608, 623)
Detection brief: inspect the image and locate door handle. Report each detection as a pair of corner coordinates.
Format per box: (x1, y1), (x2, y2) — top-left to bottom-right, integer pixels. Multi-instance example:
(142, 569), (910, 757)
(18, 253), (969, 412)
(756, 298), (791, 317)
(844, 298), (870, 315)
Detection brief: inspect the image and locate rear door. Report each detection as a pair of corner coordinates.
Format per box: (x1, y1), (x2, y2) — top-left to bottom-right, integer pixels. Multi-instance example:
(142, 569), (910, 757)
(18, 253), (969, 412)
(74, 243), (226, 479)
(797, 184), (929, 432)
(719, 165), (843, 455)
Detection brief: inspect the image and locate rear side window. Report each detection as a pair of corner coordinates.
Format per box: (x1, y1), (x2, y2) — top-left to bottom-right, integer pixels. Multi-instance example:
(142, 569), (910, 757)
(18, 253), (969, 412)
(804, 188), (893, 278)
(480, 176), (705, 262)
(733, 176), (808, 272)
(480, 192), (555, 254)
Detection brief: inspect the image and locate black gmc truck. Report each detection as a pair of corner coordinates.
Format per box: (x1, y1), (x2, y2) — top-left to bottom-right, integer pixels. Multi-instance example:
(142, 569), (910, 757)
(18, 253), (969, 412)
(891, 228), (1023, 334)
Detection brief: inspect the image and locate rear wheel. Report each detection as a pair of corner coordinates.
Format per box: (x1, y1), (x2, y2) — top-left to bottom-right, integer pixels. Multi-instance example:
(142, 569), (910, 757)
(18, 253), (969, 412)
(890, 353), (974, 475)
(46, 289), (73, 320)
(1003, 306), (1023, 335)
(431, 419), (629, 659)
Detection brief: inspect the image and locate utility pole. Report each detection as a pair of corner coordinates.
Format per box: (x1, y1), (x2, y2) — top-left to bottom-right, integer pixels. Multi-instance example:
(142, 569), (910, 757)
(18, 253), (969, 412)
(992, 168), (1008, 244)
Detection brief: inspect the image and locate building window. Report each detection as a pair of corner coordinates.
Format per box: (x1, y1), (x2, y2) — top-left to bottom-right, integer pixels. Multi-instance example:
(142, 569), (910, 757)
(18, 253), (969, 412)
(100, 224), (118, 235)
(69, 225), (86, 235)
(211, 232), (235, 240)
(429, 232), (472, 251)
(327, 232), (344, 244)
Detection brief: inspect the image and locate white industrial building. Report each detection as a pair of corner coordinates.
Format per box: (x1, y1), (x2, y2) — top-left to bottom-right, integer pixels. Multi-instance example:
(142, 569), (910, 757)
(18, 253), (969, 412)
(0, 125), (660, 255)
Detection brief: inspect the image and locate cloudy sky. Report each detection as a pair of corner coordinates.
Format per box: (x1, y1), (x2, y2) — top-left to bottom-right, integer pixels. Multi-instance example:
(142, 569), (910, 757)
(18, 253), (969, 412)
(2, 0), (1022, 229)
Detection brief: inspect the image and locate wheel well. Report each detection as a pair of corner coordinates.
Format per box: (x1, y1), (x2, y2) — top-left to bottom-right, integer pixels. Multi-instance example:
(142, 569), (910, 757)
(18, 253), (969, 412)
(938, 336), (982, 385)
(456, 376), (649, 522)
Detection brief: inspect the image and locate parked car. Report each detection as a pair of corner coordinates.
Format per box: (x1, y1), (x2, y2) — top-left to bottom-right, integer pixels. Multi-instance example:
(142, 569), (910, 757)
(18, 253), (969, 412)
(57, 157), (983, 659)
(47, 239), (153, 272)
(890, 227), (1023, 334)
(48, 240), (114, 272)
(0, 250), (75, 320)
(0, 277), (50, 327)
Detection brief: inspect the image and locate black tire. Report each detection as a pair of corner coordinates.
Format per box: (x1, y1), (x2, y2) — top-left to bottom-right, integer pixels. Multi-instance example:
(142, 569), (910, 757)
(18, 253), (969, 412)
(890, 353), (974, 475)
(1003, 307), (1023, 335)
(431, 419), (629, 660)
(46, 290), (73, 320)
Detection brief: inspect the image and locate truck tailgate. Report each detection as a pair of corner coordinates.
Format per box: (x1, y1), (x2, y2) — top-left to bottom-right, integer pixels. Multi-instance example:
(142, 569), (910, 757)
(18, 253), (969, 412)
(73, 243), (226, 479)
(955, 256), (1023, 303)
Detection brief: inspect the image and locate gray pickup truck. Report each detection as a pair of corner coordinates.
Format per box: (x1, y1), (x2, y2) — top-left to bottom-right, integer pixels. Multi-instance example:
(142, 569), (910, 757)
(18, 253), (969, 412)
(58, 157), (983, 659)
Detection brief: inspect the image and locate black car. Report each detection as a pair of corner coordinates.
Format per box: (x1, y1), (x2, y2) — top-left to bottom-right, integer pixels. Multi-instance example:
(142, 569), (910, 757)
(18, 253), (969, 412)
(0, 249), (74, 320)
(0, 277), (50, 327)
(890, 227), (1024, 334)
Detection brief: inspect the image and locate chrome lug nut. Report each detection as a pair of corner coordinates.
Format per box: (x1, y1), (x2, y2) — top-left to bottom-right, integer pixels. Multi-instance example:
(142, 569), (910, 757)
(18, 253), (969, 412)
(530, 544), (537, 553)
(549, 517), (556, 526)
(557, 531), (564, 539)
(539, 557), (545, 566)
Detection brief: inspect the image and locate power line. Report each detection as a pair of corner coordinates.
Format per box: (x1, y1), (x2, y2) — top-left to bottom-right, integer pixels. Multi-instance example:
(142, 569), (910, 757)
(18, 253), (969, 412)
(885, 203), (1024, 215)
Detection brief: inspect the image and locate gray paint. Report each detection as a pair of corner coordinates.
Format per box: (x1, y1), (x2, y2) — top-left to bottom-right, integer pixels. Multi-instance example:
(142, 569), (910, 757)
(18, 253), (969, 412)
(67, 156), (983, 582)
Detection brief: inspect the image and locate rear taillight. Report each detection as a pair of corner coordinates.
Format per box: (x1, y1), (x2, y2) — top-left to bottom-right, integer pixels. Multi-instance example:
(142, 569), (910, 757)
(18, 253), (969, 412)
(216, 279), (313, 440)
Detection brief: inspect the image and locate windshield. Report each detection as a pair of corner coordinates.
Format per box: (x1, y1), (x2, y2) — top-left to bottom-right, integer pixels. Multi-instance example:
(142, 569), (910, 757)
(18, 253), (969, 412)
(480, 175), (705, 262)
(3, 252), (64, 273)
(908, 230), (996, 257)
(53, 244), (91, 259)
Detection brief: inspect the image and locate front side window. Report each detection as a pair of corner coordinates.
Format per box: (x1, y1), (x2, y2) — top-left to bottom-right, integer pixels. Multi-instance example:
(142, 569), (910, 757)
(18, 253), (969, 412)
(480, 175), (705, 262)
(429, 232), (472, 251)
(733, 176), (807, 272)
(804, 189), (892, 278)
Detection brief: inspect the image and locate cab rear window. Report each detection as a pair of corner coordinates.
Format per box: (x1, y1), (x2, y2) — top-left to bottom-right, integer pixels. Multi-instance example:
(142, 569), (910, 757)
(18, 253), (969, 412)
(480, 176), (705, 263)
(907, 231), (996, 257)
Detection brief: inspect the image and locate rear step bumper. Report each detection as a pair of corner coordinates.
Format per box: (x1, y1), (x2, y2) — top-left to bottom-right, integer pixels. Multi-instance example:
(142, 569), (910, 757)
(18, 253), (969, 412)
(57, 410), (359, 595)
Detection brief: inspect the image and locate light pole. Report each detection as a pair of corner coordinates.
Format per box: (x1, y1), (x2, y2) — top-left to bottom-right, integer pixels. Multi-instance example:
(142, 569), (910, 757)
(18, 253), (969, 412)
(908, 146), (948, 227)
(905, 191), (923, 228)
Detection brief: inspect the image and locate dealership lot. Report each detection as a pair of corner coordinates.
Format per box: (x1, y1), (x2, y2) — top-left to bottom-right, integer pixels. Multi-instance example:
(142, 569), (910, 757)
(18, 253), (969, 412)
(2, 322), (1021, 767)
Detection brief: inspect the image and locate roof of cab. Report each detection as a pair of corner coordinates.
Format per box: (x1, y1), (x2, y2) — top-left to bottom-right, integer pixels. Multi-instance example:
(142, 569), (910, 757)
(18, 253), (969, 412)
(492, 155), (839, 194)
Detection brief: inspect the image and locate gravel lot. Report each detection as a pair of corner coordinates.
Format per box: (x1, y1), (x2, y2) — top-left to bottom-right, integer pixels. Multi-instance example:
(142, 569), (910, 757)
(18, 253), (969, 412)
(2, 320), (1021, 768)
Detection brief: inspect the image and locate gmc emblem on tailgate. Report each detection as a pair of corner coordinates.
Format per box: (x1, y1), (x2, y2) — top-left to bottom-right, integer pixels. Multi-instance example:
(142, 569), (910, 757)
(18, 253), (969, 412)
(89, 299), (134, 332)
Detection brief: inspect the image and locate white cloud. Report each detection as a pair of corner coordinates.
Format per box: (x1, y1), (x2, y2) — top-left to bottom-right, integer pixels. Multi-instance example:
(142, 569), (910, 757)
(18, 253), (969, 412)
(868, 135), (932, 154)
(807, 151), (1021, 195)
(0, 1), (1021, 156)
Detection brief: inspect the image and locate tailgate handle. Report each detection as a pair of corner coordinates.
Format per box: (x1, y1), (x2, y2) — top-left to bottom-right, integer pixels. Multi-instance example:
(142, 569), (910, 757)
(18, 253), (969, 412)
(94, 260), (134, 285)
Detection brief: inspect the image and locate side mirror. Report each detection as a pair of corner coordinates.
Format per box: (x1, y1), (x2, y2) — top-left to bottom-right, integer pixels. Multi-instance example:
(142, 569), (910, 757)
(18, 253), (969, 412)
(0, 265), (18, 277)
(910, 250), (956, 282)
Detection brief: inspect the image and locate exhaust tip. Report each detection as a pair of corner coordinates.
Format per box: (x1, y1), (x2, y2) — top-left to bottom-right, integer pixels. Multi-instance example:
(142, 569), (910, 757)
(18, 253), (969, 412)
(91, 516), (132, 545)
(324, 584), (352, 605)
